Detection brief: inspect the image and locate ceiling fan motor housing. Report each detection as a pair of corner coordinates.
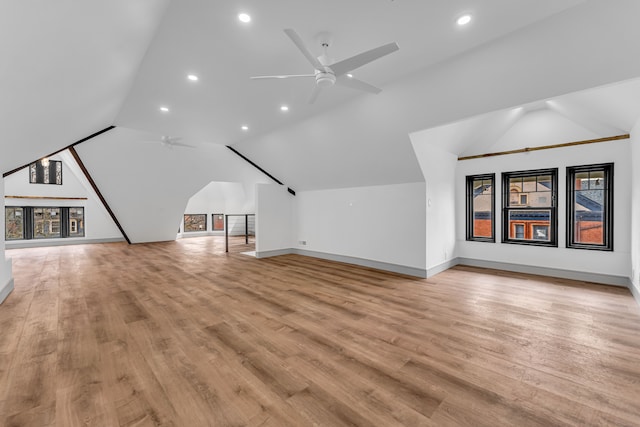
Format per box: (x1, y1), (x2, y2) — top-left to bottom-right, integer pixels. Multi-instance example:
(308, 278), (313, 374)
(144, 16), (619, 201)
(315, 69), (336, 87)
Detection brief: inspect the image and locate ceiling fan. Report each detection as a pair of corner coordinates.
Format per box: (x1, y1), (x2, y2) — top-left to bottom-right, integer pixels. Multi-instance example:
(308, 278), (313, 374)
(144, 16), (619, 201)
(141, 135), (195, 149)
(251, 29), (399, 104)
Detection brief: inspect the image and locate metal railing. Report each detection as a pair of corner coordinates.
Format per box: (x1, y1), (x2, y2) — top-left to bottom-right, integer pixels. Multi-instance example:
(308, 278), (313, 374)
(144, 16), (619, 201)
(225, 214), (255, 252)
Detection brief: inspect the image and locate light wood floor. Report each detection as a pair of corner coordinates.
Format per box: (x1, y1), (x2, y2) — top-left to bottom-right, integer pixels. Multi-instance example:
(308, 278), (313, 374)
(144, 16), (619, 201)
(1, 237), (640, 426)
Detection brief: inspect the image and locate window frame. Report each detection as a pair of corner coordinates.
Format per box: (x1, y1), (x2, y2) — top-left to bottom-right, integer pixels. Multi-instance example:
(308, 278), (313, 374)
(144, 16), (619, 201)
(183, 214), (207, 232)
(465, 173), (495, 243)
(566, 163), (613, 251)
(212, 213), (225, 231)
(501, 168), (558, 247)
(29, 159), (63, 185)
(4, 206), (85, 240)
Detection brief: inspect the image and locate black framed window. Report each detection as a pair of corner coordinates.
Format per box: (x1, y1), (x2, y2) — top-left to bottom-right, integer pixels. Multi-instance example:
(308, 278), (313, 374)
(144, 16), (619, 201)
(466, 174), (495, 242)
(5, 207), (24, 240)
(212, 214), (224, 231)
(502, 168), (558, 247)
(33, 207), (61, 239)
(184, 214), (207, 232)
(4, 206), (85, 240)
(566, 163), (613, 251)
(68, 207), (85, 237)
(29, 159), (62, 185)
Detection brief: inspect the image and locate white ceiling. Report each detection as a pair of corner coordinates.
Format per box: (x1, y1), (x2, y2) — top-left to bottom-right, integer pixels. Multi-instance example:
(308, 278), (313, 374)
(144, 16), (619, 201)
(4, 0), (640, 192)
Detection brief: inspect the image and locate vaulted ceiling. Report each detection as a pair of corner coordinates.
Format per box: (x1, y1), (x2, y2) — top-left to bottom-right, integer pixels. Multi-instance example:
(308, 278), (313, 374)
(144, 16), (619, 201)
(3, 0), (640, 192)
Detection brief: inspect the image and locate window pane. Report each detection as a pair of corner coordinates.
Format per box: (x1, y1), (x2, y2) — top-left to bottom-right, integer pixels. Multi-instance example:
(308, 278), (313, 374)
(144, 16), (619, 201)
(184, 214), (207, 232)
(473, 194), (492, 238)
(467, 174), (494, 241)
(5, 207), (24, 240)
(69, 207), (85, 237)
(213, 214), (224, 231)
(34, 207), (61, 238)
(568, 164), (611, 249)
(508, 209), (551, 241)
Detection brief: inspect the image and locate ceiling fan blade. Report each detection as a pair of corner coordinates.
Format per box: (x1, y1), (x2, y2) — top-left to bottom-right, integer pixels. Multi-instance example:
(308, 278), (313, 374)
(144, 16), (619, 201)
(250, 74), (315, 80)
(308, 85), (322, 104)
(336, 75), (382, 94)
(330, 42), (399, 77)
(284, 29), (324, 70)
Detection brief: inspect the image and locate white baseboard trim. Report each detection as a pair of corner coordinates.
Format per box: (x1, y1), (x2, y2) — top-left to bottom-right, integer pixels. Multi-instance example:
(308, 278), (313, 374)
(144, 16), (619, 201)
(291, 249), (427, 278)
(0, 277), (14, 305)
(255, 248), (295, 258)
(5, 237), (125, 249)
(456, 257), (629, 287)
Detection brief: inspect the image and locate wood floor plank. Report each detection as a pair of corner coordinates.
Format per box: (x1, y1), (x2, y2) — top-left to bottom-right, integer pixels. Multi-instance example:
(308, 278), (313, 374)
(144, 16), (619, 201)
(1, 237), (640, 426)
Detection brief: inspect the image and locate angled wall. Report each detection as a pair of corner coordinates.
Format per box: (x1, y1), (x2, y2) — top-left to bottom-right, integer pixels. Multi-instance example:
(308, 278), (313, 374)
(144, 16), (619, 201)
(74, 127), (271, 243)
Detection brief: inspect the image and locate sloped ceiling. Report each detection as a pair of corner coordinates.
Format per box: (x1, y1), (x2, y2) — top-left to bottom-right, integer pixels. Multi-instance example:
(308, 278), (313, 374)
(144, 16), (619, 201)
(0, 0), (170, 173)
(411, 77), (640, 158)
(4, 0), (640, 194)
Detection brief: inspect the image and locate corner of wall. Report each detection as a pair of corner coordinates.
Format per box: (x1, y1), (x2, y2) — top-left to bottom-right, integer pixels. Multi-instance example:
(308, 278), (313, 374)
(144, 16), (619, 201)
(0, 257), (14, 304)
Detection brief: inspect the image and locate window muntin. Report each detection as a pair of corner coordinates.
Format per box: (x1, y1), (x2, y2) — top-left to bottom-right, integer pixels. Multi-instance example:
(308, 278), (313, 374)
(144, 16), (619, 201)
(502, 169), (557, 246)
(465, 174), (495, 242)
(212, 214), (225, 231)
(5, 207), (24, 240)
(184, 214), (207, 232)
(567, 163), (613, 250)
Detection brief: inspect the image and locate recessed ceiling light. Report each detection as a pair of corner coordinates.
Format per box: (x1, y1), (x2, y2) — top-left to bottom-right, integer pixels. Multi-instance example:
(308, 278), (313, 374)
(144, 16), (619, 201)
(346, 73), (354, 78)
(241, 125), (249, 131)
(280, 105), (289, 112)
(457, 14), (472, 26)
(187, 74), (198, 81)
(238, 13), (251, 23)
(159, 106), (169, 112)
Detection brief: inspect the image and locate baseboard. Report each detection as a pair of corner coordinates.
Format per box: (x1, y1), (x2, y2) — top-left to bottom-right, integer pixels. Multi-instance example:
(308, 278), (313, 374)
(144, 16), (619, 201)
(5, 237), (125, 249)
(255, 248), (294, 258)
(0, 277), (14, 305)
(292, 249), (427, 278)
(456, 257), (629, 287)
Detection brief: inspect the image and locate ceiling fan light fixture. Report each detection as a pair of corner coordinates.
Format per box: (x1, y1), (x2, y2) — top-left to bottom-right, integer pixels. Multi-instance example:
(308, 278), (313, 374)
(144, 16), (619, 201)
(238, 13), (251, 23)
(456, 14), (472, 26)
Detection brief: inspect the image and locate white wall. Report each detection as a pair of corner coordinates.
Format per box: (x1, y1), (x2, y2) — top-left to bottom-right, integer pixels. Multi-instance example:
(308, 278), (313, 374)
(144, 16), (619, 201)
(456, 139), (631, 280)
(629, 120), (640, 299)
(410, 141), (457, 274)
(255, 184), (293, 256)
(0, 176), (14, 304)
(181, 181), (256, 235)
(75, 126), (271, 243)
(3, 152), (122, 247)
(294, 182), (426, 275)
